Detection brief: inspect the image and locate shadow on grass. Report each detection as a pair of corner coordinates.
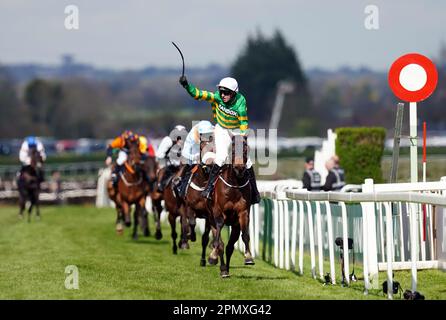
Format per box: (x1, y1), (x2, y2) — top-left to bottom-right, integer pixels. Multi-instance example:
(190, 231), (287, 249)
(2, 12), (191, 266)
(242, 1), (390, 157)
(231, 274), (289, 281)
(127, 238), (170, 245)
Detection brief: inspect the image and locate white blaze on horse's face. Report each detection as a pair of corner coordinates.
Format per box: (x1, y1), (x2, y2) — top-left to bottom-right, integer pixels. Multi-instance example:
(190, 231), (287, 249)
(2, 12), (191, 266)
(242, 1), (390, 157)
(231, 135), (248, 166)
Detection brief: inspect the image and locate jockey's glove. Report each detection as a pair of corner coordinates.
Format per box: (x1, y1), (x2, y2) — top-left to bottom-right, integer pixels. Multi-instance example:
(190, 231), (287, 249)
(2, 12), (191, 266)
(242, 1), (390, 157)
(179, 75), (188, 87)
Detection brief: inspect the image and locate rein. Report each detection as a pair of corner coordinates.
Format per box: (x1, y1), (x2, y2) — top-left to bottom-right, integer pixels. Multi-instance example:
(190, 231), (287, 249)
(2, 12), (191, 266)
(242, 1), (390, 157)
(124, 162), (135, 174)
(120, 162), (142, 187)
(218, 175), (249, 189)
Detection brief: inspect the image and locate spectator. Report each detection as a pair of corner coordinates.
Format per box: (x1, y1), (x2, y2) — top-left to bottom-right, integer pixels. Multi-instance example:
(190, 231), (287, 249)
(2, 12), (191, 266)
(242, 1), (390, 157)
(302, 156), (322, 191)
(323, 155), (346, 191)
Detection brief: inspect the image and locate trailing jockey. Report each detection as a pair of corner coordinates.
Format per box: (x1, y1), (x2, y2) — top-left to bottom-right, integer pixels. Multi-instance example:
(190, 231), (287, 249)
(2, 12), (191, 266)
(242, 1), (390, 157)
(155, 125), (187, 192)
(19, 136), (46, 183)
(175, 120), (215, 198)
(179, 75), (260, 204)
(105, 130), (149, 189)
(139, 135), (156, 157)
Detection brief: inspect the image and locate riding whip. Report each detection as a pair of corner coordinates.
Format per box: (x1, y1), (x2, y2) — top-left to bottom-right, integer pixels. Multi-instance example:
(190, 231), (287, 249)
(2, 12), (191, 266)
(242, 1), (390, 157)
(171, 41), (185, 77)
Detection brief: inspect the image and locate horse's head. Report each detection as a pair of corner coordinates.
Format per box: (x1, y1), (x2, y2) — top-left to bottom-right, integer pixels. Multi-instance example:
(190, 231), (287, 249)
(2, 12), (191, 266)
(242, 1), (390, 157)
(143, 155), (158, 192)
(127, 139), (142, 171)
(29, 147), (42, 168)
(231, 135), (248, 177)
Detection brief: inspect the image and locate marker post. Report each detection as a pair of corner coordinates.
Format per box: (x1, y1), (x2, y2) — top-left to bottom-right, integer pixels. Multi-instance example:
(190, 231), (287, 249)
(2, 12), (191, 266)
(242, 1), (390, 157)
(388, 53), (438, 293)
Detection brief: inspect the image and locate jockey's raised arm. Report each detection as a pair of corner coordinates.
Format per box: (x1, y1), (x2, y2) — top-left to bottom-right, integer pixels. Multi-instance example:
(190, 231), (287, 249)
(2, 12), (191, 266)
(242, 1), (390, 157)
(179, 75), (259, 203)
(181, 79), (249, 135)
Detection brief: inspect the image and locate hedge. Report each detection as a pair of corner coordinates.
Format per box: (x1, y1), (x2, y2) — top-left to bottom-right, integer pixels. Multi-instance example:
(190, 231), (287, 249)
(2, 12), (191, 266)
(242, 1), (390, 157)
(335, 127), (386, 184)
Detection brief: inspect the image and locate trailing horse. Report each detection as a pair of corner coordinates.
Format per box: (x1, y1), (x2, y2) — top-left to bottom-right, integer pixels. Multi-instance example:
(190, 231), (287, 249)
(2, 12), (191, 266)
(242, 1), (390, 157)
(152, 164), (190, 254)
(183, 163), (217, 266)
(17, 148), (42, 222)
(207, 135), (255, 278)
(181, 136), (217, 266)
(107, 140), (150, 240)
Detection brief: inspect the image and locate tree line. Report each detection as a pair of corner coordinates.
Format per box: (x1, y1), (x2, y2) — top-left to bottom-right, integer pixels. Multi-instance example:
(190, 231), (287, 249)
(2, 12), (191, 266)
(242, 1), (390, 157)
(1, 29), (445, 139)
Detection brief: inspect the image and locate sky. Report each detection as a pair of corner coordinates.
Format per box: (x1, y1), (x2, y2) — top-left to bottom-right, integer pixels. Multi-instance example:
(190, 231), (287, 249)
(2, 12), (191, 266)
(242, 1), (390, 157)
(0, 0), (445, 72)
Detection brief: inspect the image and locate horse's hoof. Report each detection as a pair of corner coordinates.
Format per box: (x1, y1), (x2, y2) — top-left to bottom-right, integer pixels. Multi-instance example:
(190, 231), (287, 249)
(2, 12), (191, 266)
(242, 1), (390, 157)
(190, 233), (196, 242)
(132, 234), (138, 241)
(173, 249), (178, 255)
(220, 271), (230, 278)
(179, 241), (189, 250)
(125, 222), (131, 227)
(144, 230), (150, 237)
(244, 258), (255, 265)
(208, 257), (218, 265)
(116, 230), (123, 236)
(200, 259), (206, 267)
(155, 230), (163, 240)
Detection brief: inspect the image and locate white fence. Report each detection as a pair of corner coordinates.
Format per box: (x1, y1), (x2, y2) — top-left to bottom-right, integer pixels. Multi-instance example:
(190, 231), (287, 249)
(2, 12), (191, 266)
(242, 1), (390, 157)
(243, 178), (446, 299)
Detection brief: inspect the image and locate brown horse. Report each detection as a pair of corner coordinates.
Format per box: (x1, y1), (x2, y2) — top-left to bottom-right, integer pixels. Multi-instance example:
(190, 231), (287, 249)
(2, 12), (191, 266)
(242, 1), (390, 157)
(107, 140), (150, 240)
(151, 164), (190, 254)
(208, 135), (255, 278)
(181, 135), (217, 266)
(18, 148), (42, 222)
(183, 163), (217, 266)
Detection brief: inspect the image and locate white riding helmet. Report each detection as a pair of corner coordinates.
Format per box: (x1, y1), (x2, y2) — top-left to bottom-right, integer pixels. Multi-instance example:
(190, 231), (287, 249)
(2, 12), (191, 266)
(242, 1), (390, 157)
(174, 125), (186, 131)
(217, 77), (239, 93)
(197, 121), (214, 134)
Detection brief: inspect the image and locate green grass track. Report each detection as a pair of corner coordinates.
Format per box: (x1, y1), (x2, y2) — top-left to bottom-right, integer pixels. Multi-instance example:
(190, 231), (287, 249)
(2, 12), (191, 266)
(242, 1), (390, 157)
(0, 205), (445, 299)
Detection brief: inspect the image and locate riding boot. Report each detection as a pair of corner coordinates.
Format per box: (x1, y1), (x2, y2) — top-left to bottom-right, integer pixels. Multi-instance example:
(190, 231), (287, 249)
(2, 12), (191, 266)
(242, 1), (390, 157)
(158, 167), (171, 193)
(247, 167), (261, 204)
(201, 164), (221, 200)
(178, 164), (193, 198)
(111, 165), (124, 189)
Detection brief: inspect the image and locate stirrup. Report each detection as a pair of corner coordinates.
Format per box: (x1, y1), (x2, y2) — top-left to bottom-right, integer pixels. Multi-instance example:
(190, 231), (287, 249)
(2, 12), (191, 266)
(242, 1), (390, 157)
(201, 186), (213, 199)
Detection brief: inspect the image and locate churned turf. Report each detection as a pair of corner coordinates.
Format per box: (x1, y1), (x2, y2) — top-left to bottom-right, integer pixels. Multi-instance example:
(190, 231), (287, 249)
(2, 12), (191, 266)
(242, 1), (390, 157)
(0, 205), (445, 300)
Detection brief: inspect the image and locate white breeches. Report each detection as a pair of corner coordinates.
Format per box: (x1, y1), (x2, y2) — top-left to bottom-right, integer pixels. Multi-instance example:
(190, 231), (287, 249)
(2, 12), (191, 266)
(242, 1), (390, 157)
(181, 139), (199, 165)
(214, 124), (252, 168)
(116, 151), (128, 165)
(21, 157), (31, 166)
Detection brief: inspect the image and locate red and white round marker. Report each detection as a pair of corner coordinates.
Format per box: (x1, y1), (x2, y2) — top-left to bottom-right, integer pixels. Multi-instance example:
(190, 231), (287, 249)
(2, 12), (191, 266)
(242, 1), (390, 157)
(388, 53), (438, 102)
(388, 53), (438, 292)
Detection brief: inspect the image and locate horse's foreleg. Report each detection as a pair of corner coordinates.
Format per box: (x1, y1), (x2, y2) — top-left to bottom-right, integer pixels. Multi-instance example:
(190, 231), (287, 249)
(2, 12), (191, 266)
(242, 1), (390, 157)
(187, 208), (197, 242)
(27, 198), (34, 223)
(18, 194), (25, 219)
(240, 210), (254, 265)
(122, 202), (131, 227)
(115, 206), (124, 235)
(153, 199), (163, 240)
(139, 197), (150, 237)
(179, 206), (189, 250)
(209, 214), (225, 272)
(35, 197), (41, 221)
(132, 204), (139, 240)
(168, 212), (178, 255)
(200, 219), (211, 267)
(225, 224), (241, 277)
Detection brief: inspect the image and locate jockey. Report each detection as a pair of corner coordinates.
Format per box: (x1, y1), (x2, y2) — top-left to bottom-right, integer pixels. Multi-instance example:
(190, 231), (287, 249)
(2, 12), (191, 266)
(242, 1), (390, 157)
(139, 135), (156, 157)
(179, 75), (260, 203)
(176, 120), (215, 198)
(155, 125), (187, 192)
(19, 136), (46, 183)
(105, 130), (146, 189)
